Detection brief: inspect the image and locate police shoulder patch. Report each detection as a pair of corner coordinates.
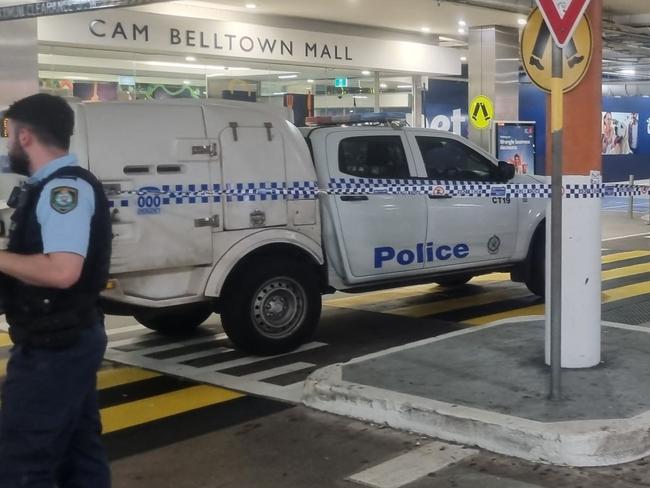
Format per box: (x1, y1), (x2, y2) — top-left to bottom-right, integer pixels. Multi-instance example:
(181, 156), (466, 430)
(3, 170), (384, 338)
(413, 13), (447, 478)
(50, 186), (78, 214)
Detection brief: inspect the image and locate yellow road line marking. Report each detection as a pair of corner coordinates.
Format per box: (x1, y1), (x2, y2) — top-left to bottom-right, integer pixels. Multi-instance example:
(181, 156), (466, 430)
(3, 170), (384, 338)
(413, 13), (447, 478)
(467, 279), (650, 326)
(471, 273), (511, 283)
(388, 288), (533, 318)
(602, 262), (650, 281)
(465, 304), (544, 326)
(0, 333), (12, 348)
(325, 273), (510, 309)
(97, 367), (161, 390)
(325, 287), (440, 308)
(602, 282), (650, 302)
(100, 385), (244, 434)
(0, 357), (6, 376)
(602, 250), (650, 264)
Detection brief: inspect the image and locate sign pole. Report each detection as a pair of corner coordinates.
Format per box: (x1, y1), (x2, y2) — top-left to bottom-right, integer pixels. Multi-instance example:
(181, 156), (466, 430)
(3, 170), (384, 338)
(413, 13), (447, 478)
(550, 42), (564, 401)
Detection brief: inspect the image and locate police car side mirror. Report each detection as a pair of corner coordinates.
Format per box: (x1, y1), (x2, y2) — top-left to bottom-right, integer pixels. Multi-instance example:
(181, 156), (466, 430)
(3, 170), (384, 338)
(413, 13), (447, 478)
(497, 160), (515, 182)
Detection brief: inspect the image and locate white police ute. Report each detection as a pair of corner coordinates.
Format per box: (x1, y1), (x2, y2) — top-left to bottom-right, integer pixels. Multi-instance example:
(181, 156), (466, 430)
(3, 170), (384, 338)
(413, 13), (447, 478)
(0, 101), (546, 355)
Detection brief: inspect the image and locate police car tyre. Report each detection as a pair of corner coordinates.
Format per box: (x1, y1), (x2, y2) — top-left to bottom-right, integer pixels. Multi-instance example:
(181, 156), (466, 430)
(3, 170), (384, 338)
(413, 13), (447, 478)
(221, 260), (322, 355)
(134, 303), (213, 335)
(525, 229), (545, 298)
(434, 274), (473, 287)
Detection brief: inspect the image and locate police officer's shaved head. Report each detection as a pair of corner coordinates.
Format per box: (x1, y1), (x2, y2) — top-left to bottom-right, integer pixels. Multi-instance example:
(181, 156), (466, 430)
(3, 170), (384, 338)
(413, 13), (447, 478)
(5, 94), (74, 151)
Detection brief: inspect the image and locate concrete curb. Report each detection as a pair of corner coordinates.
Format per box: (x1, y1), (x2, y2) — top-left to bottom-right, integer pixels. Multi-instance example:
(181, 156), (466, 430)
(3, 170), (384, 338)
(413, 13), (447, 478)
(302, 319), (650, 467)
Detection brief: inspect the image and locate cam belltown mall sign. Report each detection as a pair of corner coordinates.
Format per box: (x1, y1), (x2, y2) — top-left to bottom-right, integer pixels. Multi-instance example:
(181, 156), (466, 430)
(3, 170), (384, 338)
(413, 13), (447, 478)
(37, 10), (461, 75)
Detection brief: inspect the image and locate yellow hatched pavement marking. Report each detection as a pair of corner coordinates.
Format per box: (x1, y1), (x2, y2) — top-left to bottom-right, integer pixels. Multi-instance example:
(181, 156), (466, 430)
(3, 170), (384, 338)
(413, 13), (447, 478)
(602, 282), (650, 302)
(467, 279), (650, 326)
(325, 287), (441, 309)
(325, 273), (509, 310)
(364, 251), (650, 319)
(602, 262), (650, 281)
(388, 288), (533, 319)
(101, 385), (244, 434)
(0, 333), (12, 348)
(602, 250), (650, 264)
(97, 367), (161, 390)
(466, 304), (545, 326)
(1, 362), (162, 389)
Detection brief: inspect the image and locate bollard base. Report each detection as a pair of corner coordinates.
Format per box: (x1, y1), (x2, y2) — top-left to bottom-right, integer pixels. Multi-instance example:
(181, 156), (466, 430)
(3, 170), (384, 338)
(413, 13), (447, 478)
(304, 318), (650, 467)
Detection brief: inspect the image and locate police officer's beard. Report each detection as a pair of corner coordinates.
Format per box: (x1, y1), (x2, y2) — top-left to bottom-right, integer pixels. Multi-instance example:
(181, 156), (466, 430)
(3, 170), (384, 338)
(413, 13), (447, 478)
(8, 142), (30, 176)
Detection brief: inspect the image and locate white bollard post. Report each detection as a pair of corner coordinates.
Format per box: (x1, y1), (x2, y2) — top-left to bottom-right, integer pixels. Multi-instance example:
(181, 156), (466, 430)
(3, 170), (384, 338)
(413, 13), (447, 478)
(629, 174), (635, 219)
(545, 174), (602, 368)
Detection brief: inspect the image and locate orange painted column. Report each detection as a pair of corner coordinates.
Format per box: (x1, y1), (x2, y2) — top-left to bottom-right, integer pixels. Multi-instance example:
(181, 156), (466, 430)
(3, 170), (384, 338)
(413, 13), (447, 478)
(544, 0), (603, 369)
(563, 0), (603, 175)
(546, 0), (602, 175)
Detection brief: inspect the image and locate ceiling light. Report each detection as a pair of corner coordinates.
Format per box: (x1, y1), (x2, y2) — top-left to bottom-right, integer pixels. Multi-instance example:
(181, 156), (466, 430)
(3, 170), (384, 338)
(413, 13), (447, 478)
(420, 27), (431, 33)
(185, 56), (197, 62)
(183, 80), (191, 85)
(460, 56), (468, 62)
(140, 61), (225, 70)
(458, 28), (466, 35)
(458, 20), (467, 27)
(380, 83), (388, 89)
(620, 69), (636, 76)
(64, 76), (89, 80)
(245, 3), (256, 8)
(397, 84), (412, 89)
(353, 95), (368, 99)
(272, 92), (287, 96)
(307, 79), (314, 83)
(278, 74), (298, 79)
(517, 18), (527, 26)
(362, 70), (371, 76)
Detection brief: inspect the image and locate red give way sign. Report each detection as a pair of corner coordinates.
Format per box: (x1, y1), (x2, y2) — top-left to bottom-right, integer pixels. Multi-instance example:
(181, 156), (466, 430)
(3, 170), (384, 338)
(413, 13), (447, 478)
(535, 0), (592, 47)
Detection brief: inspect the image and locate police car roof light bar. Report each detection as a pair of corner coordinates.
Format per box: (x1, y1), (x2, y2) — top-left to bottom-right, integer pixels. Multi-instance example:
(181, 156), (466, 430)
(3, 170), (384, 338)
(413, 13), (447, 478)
(305, 112), (408, 127)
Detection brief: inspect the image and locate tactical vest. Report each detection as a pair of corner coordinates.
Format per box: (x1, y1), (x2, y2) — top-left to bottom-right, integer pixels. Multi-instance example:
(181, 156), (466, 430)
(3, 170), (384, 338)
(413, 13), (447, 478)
(3, 165), (112, 348)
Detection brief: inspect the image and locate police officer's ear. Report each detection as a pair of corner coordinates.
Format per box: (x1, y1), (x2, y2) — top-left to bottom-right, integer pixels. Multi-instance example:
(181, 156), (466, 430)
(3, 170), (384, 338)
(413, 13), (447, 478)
(8, 121), (32, 149)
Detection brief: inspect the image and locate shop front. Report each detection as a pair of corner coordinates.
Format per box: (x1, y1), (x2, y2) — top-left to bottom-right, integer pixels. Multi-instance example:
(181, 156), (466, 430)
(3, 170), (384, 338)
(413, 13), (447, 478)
(34, 8), (462, 125)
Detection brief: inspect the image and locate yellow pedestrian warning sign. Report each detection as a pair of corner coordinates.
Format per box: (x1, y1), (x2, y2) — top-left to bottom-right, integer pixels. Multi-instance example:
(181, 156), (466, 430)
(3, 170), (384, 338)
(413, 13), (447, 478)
(521, 8), (592, 94)
(469, 95), (494, 130)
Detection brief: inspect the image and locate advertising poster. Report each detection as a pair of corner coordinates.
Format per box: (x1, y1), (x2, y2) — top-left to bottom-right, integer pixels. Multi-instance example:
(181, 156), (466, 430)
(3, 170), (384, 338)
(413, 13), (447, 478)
(423, 79), (468, 137)
(601, 112), (639, 155)
(495, 122), (536, 175)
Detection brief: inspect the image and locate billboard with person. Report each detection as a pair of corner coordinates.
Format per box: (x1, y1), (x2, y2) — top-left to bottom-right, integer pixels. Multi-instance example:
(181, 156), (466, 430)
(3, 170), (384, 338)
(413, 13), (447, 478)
(494, 122), (536, 175)
(602, 112), (638, 155)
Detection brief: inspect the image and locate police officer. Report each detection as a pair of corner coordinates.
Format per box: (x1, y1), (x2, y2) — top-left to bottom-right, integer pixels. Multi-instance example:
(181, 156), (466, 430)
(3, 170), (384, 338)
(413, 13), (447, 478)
(0, 94), (111, 487)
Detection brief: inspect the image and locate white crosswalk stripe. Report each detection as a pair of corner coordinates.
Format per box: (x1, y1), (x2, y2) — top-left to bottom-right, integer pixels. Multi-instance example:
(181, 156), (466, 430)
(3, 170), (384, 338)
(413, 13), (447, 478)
(213, 342), (326, 371)
(241, 362), (315, 381)
(348, 441), (477, 488)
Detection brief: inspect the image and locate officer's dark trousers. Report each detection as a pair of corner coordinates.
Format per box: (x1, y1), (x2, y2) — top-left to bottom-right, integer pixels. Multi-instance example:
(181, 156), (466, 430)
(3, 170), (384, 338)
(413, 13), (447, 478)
(0, 322), (110, 488)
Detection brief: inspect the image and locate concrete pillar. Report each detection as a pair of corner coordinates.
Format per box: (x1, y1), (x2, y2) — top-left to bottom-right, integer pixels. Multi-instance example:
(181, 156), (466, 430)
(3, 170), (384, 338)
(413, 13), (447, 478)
(0, 19), (38, 107)
(545, 0), (603, 368)
(373, 73), (381, 113)
(412, 75), (423, 128)
(468, 26), (519, 151)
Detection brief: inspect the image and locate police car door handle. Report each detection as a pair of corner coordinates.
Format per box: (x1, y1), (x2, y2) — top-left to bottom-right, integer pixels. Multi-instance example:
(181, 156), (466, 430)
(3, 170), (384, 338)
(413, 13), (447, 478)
(340, 196), (369, 202)
(428, 194), (453, 200)
(194, 215), (220, 228)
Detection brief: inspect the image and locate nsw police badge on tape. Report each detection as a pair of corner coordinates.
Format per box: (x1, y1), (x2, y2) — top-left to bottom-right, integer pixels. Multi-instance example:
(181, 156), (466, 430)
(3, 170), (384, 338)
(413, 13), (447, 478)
(50, 186), (78, 214)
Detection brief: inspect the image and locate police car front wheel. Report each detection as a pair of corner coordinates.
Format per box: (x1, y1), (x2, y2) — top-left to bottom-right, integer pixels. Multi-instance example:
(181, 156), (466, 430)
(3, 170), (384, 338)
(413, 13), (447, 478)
(221, 260), (321, 355)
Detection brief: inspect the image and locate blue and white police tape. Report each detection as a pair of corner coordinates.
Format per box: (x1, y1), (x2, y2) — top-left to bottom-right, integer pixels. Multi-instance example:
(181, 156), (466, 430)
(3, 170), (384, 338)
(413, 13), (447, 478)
(106, 180), (650, 208)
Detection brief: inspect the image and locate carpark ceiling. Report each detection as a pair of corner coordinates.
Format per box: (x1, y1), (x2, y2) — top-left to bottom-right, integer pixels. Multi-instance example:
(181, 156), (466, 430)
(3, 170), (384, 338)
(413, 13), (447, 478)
(153, 0), (650, 81)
